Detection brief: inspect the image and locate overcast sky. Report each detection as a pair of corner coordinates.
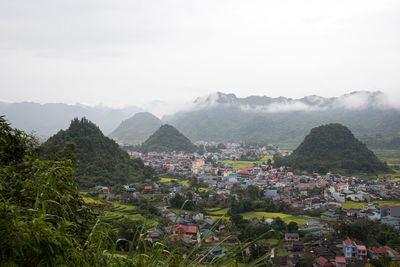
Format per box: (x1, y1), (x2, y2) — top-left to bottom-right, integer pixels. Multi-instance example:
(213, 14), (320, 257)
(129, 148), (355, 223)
(1, 0), (399, 108)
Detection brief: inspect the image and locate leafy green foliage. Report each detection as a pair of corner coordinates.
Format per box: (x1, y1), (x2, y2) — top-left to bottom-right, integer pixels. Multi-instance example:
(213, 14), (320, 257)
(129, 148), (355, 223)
(41, 117), (152, 187)
(274, 123), (390, 173)
(169, 193), (197, 211)
(0, 115), (37, 165)
(137, 124), (198, 153)
(167, 94), (400, 148)
(335, 220), (400, 250)
(0, 116), (108, 266)
(287, 221), (299, 233)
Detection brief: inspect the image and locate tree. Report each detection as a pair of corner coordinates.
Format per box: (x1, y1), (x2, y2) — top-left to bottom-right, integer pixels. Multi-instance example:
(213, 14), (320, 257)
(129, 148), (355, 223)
(247, 185), (260, 201)
(287, 221), (299, 233)
(230, 214), (245, 227)
(271, 217), (287, 233)
(169, 193), (184, 209)
(0, 116), (103, 265)
(267, 158), (272, 166)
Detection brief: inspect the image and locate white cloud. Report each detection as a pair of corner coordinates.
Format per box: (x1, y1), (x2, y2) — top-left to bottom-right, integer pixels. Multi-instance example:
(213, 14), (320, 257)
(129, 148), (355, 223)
(0, 0), (399, 106)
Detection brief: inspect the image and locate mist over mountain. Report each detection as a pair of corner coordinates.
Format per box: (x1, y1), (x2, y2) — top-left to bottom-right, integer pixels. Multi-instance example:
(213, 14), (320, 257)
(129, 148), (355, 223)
(0, 101), (143, 140)
(2, 91), (400, 148)
(109, 112), (163, 145)
(165, 91), (400, 147)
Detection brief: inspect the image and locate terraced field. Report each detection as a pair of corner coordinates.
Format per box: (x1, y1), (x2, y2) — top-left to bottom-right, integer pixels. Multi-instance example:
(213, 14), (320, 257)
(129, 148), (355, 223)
(205, 208), (229, 220)
(82, 195), (158, 226)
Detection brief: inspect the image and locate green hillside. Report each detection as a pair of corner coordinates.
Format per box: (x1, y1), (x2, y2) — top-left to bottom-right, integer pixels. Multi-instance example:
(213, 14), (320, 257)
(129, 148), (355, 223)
(109, 112), (162, 145)
(42, 117), (153, 187)
(274, 123), (390, 173)
(138, 124), (198, 153)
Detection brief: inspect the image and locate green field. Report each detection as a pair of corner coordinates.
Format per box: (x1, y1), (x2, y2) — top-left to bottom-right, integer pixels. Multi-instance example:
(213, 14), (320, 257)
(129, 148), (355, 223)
(342, 200), (400, 210)
(204, 208), (308, 224)
(160, 177), (190, 187)
(198, 187), (209, 192)
(241, 211), (307, 225)
(223, 155), (274, 170)
(373, 149), (400, 165)
(82, 195), (157, 226)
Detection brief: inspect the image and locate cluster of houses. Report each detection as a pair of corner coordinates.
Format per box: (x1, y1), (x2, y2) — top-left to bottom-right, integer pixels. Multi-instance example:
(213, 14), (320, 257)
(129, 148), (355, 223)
(127, 142), (281, 177)
(94, 145), (400, 265)
(121, 146), (400, 232)
(313, 237), (400, 267)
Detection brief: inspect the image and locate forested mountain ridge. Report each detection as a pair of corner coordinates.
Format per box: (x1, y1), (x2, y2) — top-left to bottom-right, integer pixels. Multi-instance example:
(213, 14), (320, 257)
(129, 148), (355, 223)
(165, 91), (400, 147)
(3, 91), (400, 149)
(137, 124), (198, 153)
(109, 112), (163, 145)
(41, 117), (153, 187)
(273, 123), (390, 173)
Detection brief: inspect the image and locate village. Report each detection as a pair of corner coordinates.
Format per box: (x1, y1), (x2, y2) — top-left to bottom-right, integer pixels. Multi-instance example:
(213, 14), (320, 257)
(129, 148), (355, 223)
(90, 143), (400, 266)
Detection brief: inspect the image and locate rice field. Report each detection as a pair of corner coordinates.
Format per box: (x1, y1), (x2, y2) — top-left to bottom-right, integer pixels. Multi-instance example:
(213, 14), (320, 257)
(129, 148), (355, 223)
(341, 200), (400, 209)
(240, 211), (307, 225)
(222, 155), (274, 170)
(159, 177), (190, 187)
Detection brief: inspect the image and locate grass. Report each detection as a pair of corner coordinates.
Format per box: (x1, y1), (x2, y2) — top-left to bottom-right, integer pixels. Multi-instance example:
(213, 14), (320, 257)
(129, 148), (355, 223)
(82, 196), (102, 204)
(198, 187), (209, 192)
(372, 149), (400, 165)
(341, 201), (367, 210)
(342, 200), (400, 209)
(206, 208), (229, 220)
(206, 208), (229, 215)
(159, 177), (190, 187)
(266, 239), (279, 246)
(240, 211), (307, 225)
(82, 194), (158, 226)
(204, 208), (308, 225)
(222, 155), (274, 170)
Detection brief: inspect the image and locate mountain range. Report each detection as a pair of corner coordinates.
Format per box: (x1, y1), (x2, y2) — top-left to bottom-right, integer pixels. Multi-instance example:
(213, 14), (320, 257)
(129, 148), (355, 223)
(0, 101), (142, 140)
(164, 91), (400, 148)
(2, 91), (400, 149)
(109, 112), (163, 145)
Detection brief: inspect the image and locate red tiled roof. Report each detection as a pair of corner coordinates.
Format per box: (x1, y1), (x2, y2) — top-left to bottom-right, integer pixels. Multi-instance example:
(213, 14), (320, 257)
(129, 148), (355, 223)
(343, 238), (355, 247)
(316, 256), (328, 265)
(356, 245), (366, 250)
(384, 246), (400, 260)
(369, 248), (387, 254)
(335, 256), (346, 263)
(144, 186), (153, 190)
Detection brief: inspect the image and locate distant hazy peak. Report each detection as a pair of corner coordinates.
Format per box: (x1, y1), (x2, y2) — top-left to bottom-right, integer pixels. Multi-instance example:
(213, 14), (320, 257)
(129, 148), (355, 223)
(191, 90), (389, 112)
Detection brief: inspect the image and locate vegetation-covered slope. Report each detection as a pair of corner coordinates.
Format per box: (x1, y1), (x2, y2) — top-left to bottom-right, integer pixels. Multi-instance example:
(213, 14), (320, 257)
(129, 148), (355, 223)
(274, 123), (390, 173)
(109, 112), (162, 145)
(0, 115), (103, 265)
(42, 117), (153, 187)
(137, 124), (198, 153)
(165, 92), (400, 148)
